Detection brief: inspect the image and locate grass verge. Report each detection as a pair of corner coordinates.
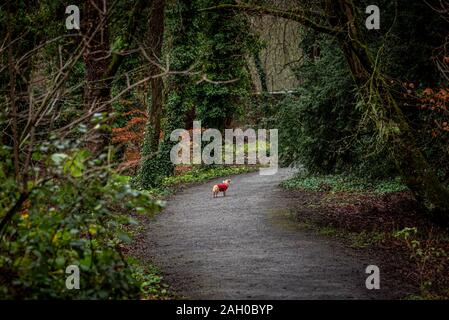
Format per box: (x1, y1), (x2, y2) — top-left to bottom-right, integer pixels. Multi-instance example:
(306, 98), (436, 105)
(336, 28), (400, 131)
(281, 172), (408, 194)
(146, 165), (258, 199)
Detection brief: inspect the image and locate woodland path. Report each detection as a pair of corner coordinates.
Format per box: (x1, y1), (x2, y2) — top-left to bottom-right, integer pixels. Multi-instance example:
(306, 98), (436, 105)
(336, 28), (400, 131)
(145, 168), (390, 299)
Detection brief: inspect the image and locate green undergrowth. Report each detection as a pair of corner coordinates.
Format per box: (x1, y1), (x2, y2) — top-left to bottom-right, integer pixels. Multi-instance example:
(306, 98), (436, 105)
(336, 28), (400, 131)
(164, 165), (256, 187)
(281, 173), (408, 194)
(128, 257), (178, 300)
(146, 165), (257, 198)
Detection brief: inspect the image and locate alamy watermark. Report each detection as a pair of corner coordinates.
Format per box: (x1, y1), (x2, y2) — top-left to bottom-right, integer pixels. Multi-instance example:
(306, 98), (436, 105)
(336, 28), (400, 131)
(65, 5), (80, 30)
(65, 265), (80, 290)
(365, 265), (380, 290)
(170, 121), (278, 175)
(366, 5), (380, 30)
(65, 4), (380, 31)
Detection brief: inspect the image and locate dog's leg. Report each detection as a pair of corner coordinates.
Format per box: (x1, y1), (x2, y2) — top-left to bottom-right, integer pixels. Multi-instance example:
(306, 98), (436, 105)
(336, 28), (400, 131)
(223, 191), (226, 197)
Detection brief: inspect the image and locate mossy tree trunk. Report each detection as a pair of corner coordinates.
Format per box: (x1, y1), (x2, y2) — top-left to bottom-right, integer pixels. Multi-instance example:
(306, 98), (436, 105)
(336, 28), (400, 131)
(138, 0), (198, 188)
(327, 0), (449, 220)
(145, 0), (165, 153)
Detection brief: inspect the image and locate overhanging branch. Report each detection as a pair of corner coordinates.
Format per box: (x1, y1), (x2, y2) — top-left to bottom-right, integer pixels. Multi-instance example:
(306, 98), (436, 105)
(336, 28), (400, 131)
(200, 4), (342, 36)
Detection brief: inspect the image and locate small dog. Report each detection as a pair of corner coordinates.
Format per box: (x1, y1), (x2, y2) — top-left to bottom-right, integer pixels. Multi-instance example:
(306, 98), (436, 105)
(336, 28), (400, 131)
(212, 179), (231, 198)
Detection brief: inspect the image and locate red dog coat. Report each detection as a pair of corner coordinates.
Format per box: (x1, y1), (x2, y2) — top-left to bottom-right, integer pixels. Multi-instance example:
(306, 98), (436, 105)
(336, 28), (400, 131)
(217, 183), (228, 192)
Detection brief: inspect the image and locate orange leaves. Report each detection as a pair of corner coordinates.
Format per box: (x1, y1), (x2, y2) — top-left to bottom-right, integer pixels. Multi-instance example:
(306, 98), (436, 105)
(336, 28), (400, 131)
(112, 132), (144, 144)
(112, 109), (148, 172)
(417, 85), (449, 138)
(118, 108), (147, 118)
(420, 87), (449, 112)
(112, 109), (147, 144)
(421, 88), (449, 100)
(422, 88), (434, 96)
(111, 116), (147, 144)
(436, 88), (449, 100)
(405, 84), (449, 141)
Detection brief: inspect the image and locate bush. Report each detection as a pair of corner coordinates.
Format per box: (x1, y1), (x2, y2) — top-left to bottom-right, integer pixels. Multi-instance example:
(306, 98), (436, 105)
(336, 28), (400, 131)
(0, 140), (161, 299)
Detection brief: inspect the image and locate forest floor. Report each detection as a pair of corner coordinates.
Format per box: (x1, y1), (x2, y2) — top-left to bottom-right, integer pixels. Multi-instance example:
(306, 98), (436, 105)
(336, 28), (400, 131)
(132, 168), (416, 299)
(286, 186), (449, 299)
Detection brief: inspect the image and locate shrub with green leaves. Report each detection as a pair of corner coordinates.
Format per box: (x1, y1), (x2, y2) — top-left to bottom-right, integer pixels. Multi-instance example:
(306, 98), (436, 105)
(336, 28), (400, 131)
(0, 141), (161, 299)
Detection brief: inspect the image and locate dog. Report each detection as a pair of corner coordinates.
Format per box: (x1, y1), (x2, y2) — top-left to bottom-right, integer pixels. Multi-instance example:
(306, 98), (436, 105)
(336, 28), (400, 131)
(212, 179), (231, 198)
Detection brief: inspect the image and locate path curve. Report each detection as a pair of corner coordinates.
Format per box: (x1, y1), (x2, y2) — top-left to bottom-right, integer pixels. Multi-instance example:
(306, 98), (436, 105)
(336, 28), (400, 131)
(145, 168), (387, 299)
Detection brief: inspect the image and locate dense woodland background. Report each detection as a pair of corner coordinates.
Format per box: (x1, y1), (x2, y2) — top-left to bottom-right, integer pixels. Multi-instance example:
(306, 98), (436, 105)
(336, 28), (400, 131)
(1, 0), (449, 299)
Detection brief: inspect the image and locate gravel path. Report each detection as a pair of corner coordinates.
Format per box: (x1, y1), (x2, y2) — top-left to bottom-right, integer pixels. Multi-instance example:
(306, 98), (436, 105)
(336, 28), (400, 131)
(145, 168), (388, 299)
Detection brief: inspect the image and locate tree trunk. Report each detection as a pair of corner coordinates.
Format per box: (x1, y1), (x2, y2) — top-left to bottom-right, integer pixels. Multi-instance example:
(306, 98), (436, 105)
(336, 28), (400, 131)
(146, 0), (165, 151)
(138, 0), (196, 188)
(83, 0), (111, 155)
(329, 0), (449, 220)
(82, 0), (148, 155)
(254, 51), (268, 93)
(253, 51), (270, 115)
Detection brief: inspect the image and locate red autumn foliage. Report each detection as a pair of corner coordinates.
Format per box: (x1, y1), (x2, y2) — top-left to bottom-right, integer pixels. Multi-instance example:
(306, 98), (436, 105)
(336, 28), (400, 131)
(419, 86), (449, 135)
(112, 108), (148, 172)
